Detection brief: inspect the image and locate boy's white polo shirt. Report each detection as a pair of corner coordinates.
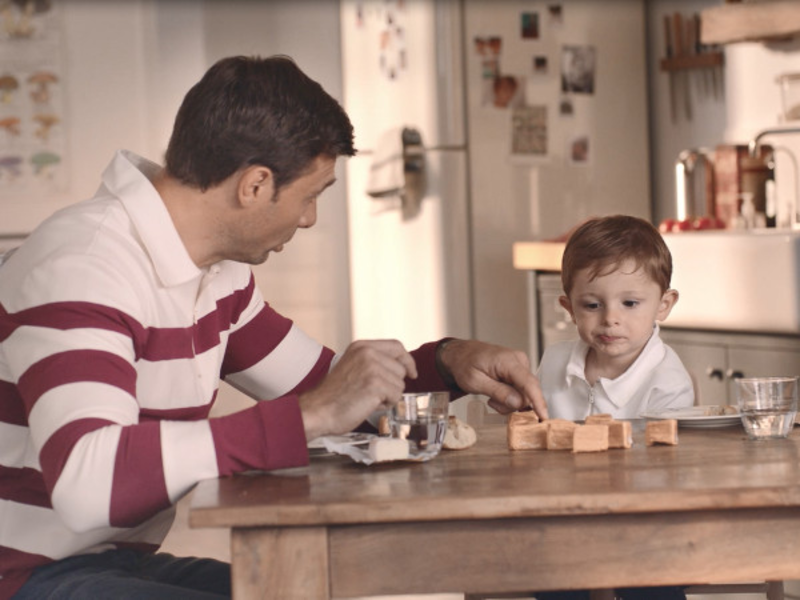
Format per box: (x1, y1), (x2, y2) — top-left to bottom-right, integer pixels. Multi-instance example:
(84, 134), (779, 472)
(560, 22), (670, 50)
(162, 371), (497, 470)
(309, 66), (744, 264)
(538, 324), (694, 420)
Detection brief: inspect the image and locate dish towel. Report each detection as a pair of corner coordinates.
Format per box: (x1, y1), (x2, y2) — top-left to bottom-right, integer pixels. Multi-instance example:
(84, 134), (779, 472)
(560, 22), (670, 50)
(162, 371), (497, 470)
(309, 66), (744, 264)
(366, 127), (406, 198)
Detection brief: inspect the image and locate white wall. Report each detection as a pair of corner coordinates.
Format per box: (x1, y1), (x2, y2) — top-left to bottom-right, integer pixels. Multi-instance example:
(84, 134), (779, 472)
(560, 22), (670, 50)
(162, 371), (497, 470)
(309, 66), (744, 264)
(4, 0), (165, 232)
(2, 0), (351, 352)
(202, 0), (352, 352)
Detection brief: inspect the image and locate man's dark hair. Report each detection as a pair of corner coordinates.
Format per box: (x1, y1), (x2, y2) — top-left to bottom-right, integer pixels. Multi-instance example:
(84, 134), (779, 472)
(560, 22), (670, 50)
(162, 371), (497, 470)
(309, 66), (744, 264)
(165, 55), (355, 192)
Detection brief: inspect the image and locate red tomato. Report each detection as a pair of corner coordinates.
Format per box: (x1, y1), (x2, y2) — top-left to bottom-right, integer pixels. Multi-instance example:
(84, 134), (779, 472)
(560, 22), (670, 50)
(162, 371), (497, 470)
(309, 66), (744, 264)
(693, 216), (713, 230)
(672, 219), (694, 232)
(658, 218), (676, 233)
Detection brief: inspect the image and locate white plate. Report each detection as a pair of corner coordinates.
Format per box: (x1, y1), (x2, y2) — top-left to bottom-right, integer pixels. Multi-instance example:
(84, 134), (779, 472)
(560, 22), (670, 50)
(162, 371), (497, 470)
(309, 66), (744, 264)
(308, 432), (374, 452)
(641, 405), (742, 429)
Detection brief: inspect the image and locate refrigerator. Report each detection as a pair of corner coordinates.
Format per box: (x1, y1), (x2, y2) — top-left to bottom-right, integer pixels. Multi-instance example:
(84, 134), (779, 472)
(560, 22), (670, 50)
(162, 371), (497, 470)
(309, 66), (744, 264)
(341, 0), (650, 356)
(340, 0), (472, 350)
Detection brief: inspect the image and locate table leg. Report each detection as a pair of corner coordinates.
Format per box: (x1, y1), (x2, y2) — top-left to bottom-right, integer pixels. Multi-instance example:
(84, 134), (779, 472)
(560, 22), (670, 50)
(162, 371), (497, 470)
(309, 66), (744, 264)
(231, 526), (330, 600)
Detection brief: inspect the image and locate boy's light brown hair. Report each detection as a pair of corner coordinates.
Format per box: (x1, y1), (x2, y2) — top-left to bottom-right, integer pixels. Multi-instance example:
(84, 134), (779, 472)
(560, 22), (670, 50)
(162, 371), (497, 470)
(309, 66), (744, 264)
(560, 215), (673, 296)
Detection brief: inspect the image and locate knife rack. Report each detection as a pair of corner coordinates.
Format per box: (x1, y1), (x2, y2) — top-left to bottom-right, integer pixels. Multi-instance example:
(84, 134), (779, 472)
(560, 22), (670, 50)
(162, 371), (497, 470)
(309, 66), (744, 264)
(661, 11), (724, 121)
(660, 52), (723, 72)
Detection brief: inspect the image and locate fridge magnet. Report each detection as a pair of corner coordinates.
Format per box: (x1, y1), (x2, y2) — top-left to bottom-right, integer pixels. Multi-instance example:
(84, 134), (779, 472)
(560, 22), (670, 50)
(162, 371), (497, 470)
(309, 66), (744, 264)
(493, 75), (524, 109)
(561, 45), (596, 94)
(559, 96), (574, 117)
(548, 4), (563, 25)
(474, 36), (502, 106)
(510, 105), (547, 157)
(474, 36), (501, 78)
(533, 56), (548, 76)
(521, 12), (539, 40)
(378, 23), (406, 80)
(568, 134), (590, 165)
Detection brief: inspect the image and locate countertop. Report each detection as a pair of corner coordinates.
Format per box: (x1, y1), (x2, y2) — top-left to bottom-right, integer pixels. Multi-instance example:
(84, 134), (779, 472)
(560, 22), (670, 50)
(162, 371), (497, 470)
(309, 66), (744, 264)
(512, 241), (565, 271)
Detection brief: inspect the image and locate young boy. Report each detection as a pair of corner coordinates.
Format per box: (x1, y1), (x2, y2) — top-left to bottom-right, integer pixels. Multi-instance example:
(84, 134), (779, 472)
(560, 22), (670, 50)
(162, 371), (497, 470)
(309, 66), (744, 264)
(538, 214), (694, 421)
(535, 215), (693, 600)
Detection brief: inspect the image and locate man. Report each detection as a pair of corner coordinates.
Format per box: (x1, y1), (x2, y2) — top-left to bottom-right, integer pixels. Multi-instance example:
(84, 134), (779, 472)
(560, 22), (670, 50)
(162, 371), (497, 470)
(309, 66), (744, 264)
(0, 55), (546, 599)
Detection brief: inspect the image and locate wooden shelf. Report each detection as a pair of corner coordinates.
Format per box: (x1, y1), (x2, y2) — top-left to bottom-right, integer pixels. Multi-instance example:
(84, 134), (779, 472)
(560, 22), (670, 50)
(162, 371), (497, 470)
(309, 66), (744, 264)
(701, 1), (800, 44)
(660, 52), (724, 72)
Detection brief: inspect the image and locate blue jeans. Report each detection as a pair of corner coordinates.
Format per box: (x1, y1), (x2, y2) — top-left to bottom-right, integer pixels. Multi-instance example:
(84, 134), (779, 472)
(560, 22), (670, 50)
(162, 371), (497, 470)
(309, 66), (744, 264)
(13, 549), (231, 599)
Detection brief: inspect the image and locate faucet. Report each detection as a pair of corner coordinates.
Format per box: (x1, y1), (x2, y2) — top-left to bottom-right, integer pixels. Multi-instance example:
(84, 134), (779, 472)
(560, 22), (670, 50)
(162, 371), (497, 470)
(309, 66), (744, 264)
(747, 126), (800, 228)
(748, 126), (800, 157)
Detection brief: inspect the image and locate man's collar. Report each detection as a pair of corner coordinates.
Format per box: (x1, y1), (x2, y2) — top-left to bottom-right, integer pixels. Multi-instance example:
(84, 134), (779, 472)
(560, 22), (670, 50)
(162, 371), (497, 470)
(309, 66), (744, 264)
(102, 150), (203, 287)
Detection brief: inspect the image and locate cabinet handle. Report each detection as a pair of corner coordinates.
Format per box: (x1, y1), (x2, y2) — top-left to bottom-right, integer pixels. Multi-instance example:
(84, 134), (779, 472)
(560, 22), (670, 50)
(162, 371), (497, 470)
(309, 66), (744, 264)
(706, 368), (724, 381)
(726, 369), (745, 380)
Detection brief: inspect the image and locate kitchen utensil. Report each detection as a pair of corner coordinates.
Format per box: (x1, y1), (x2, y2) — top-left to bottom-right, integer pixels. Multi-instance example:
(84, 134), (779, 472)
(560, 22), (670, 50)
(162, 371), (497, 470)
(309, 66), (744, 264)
(673, 12), (692, 121)
(675, 148), (715, 220)
(664, 15), (676, 122)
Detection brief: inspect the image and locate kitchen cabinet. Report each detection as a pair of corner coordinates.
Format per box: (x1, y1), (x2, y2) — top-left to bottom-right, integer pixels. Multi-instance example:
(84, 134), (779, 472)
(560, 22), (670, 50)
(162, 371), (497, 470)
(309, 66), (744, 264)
(661, 327), (800, 406)
(701, 1), (800, 44)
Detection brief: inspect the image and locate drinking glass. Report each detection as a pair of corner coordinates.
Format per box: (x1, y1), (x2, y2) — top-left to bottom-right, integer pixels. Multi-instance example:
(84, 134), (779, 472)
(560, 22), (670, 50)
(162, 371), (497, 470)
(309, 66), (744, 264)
(390, 392), (449, 460)
(736, 376), (798, 440)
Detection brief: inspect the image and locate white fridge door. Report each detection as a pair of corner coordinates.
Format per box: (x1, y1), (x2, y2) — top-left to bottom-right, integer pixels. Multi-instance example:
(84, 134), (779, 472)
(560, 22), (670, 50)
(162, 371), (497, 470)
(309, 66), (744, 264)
(340, 0), (465, 149)
(341, 0), (472, 349)
(345, 149), (471, 349)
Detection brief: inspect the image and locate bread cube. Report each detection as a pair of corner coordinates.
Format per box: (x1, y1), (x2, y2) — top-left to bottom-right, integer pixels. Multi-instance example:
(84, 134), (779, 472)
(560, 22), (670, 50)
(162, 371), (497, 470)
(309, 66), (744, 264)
(645, 419), (679, 446)
(572, 424), (609, 453)
(546, 419), (578, 450)
(608, 420), (633, 449)
(584, 413), (614, 425)
(507, 411), (547, 450)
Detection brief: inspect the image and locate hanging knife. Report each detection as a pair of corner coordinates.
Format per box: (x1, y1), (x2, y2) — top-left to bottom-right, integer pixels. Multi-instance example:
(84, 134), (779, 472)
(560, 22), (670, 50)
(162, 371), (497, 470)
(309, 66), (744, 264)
(664, 15), (677, 123)
(673, 12), (692, 121)
(693, 13), (710, 99)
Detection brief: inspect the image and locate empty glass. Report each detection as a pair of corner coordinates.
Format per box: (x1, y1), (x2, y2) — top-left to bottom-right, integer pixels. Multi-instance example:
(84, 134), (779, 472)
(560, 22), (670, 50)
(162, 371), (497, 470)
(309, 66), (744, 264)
(736, 376), (798, 440)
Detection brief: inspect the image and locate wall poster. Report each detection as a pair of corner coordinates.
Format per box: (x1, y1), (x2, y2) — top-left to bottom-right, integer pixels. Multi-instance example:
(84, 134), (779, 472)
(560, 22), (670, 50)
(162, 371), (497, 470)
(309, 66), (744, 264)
(0, 0), (68, 199)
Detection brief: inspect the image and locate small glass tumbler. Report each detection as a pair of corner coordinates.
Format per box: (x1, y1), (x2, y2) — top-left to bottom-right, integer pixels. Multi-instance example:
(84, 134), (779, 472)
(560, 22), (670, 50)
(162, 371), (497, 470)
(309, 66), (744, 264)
(736, 376), (799, 440)
(390, 392), (450, 460)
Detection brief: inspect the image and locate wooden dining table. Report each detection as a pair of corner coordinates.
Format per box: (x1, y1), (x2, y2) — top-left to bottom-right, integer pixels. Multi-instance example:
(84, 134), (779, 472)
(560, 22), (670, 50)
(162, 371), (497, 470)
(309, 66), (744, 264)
(189, 421), (800, 599)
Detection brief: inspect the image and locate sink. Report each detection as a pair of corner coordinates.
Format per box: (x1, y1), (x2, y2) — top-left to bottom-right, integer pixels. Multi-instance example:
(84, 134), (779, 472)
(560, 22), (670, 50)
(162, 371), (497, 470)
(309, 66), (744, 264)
(663, 229), (800, 333)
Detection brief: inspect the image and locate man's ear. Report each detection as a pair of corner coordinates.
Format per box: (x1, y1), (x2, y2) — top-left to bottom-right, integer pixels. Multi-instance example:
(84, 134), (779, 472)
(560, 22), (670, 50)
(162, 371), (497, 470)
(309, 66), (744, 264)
(238, 165), (275, 208)
(657, 288), (679, 322)
(558, 295), (576, 323)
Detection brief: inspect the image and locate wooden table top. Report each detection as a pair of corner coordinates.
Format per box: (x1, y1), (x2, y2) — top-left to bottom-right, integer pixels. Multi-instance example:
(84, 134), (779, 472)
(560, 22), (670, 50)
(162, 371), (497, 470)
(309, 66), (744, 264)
(190, 422), (800, 531)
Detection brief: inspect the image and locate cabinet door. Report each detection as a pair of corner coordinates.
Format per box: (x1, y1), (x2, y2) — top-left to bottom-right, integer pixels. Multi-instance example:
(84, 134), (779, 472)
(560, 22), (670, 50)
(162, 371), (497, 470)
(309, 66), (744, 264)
(664, 339), (728, 406)
(726, 346), (800, 399)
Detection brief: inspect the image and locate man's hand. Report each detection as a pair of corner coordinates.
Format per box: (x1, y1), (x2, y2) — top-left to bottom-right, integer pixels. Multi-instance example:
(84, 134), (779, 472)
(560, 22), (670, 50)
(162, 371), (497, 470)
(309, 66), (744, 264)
(299, 339), (417, 441)
(439, 339), (548, 419)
